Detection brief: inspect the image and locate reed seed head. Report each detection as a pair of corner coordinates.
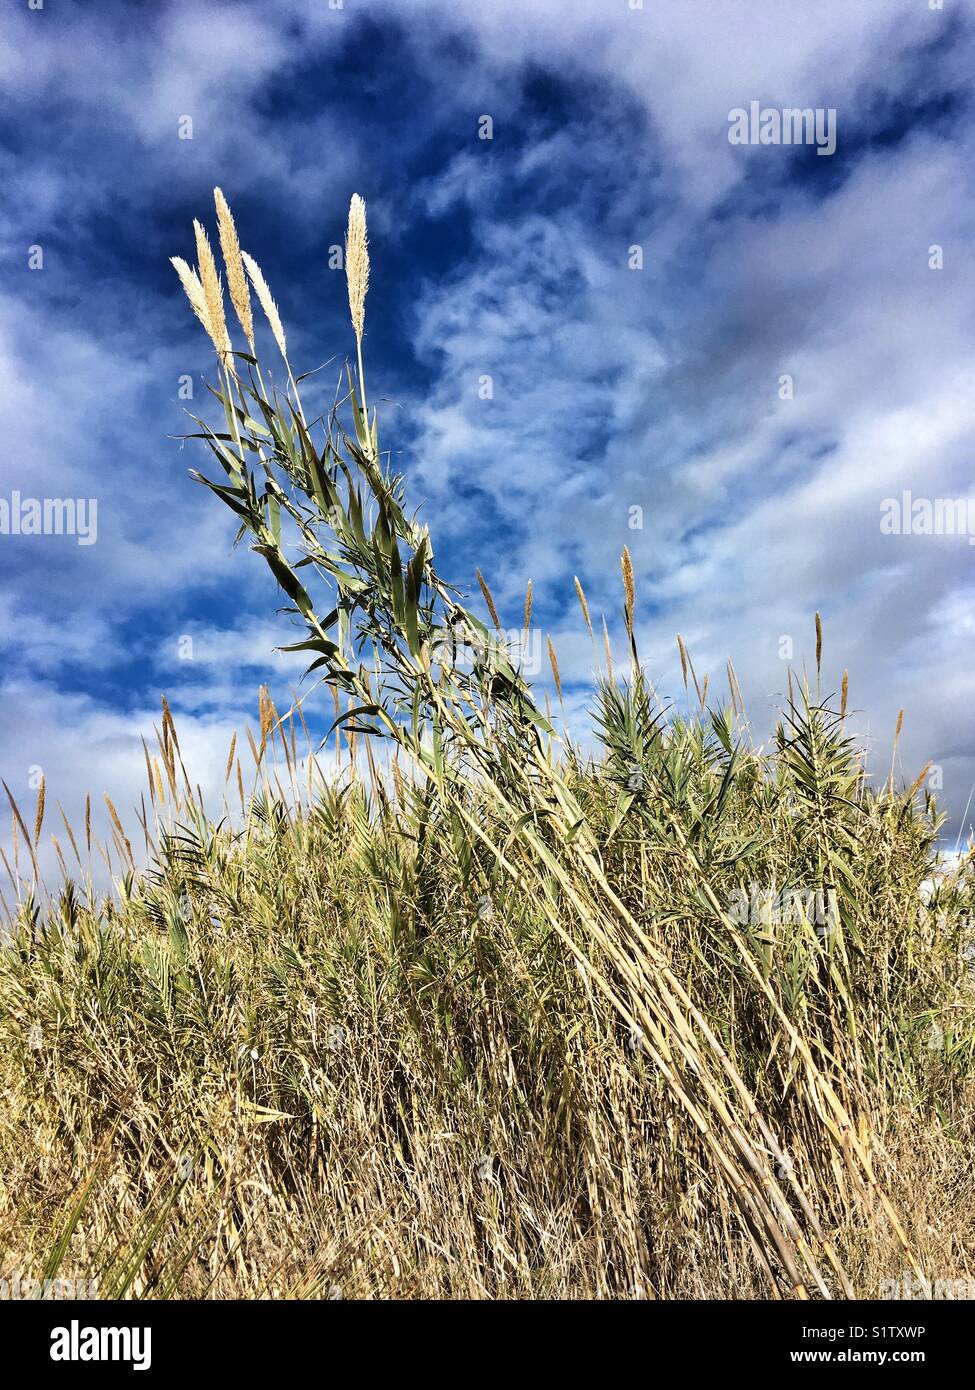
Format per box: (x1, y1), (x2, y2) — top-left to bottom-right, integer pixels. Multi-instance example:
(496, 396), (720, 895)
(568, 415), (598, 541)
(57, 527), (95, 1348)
(907, 761), (932, 801)
(191, 221), (233, 367)
(574, 576), (593, 639)
(621, 547), (635, 636)
(547, 635), (563, 702)
(241, 251), (288, 364)
(346, 193), (369, 344)
(677, 633), (689, 691)
(602, 615), (614, 683)
(214, 187), (254, 353)
(225, 731), (237, 785)
(259, 685), (273, 742)
(33, 776), (45, 852)
(170, 256), (214, 340)
(476, 569), (501, 631)
(815, 611), (823, 676)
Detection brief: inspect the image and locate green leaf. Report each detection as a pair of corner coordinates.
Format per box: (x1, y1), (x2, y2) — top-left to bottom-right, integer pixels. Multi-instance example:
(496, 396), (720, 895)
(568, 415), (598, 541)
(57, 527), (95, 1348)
(323, 704), (383, 740)
(254, 544), (314, 617)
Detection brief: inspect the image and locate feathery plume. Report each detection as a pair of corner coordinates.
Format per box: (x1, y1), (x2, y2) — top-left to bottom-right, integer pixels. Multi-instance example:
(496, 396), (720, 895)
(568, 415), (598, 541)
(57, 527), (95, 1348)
(574, 576), (593, 639)
(259, 685), (273, 743)
(267, 692), (282, 741)
(58, 801), (81, 868)
(547, 635), (563, 702)
(602, 616), (614, 683)
(32, 775), (45, 852)
(104, 794), (133, 865)
(815, 611), (823, 677)
(726, 661), (739, 717)
(524, 579), (533, 631)
(170, 257), (214, 339)
(214, 188), (254, 353)
(161, 693), (180, 753)
(476, 569), (501, 631)
(346, 193), (369, 344)
(890, 708), (906, 791)
(676, 633), (689, 691)
(225, 731), (237, 786)
(840, 669), (849, 719)
(621, 547), (635, 636)
(241, 251), (288, 363)
(906, 762), (933, 802)
(192, 220), (232, 366)
(727, 659), (744, 718)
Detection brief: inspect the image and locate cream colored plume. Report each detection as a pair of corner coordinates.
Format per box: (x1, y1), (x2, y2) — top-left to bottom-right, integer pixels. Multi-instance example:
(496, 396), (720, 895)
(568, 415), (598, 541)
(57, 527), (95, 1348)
(241, 251), (288, 363)
(170, 257), (213, 340)
(192, 219), (233, 366)
(621, 546), (635, 637)
(214, 187), (254, 353)
(345, 193), (369, 343)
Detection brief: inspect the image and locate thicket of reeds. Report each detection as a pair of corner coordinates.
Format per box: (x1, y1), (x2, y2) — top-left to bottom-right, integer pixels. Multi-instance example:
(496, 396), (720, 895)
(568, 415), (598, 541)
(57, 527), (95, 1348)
(0, 191), (972, 1299)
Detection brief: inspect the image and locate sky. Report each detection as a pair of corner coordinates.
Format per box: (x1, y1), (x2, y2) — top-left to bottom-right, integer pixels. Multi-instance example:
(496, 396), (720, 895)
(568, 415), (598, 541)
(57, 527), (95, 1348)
(1, 0), (974, 895)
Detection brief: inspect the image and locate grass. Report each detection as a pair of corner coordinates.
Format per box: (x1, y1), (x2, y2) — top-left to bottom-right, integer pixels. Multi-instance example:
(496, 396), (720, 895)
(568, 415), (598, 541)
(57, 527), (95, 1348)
(0, 192), (973, 1300)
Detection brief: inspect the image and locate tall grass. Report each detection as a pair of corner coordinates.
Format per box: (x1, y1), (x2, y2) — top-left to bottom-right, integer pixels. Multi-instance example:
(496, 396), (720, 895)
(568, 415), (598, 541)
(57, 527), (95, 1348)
(0, 192), (972, 1299)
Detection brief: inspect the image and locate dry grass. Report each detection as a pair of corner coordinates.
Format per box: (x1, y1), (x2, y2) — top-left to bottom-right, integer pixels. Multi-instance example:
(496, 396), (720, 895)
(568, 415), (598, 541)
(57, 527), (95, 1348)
(0, 711), (972, 1299)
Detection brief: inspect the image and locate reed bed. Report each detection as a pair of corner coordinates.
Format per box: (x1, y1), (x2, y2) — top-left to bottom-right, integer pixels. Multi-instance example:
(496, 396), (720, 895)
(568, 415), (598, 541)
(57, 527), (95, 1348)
(0, 192), (973, 1299)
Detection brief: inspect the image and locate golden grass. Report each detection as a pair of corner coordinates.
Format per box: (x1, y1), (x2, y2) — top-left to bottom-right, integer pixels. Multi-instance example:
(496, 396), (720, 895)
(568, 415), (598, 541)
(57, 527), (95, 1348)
(0, 696), (972, 1298)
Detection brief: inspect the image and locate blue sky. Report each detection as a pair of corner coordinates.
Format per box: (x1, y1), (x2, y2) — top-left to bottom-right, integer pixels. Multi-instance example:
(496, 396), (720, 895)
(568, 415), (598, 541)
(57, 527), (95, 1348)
(2, 0), (974, 887)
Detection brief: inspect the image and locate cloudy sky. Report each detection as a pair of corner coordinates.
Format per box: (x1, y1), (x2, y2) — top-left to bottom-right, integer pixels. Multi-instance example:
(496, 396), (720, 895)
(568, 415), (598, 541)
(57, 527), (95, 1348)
(2, 0), (973, 894)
